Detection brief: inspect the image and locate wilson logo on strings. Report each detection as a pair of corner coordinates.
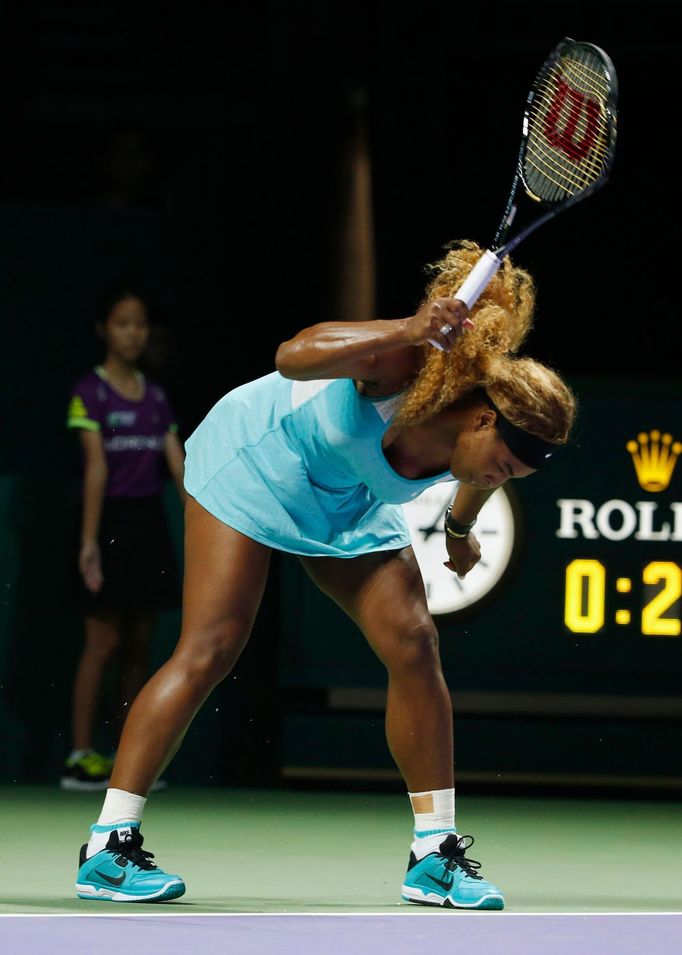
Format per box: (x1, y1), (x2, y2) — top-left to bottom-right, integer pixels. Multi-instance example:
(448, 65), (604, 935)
(544, 79), (600, 162)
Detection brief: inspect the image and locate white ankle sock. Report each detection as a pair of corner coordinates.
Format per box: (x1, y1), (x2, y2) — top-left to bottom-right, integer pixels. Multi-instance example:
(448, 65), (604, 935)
(409, 787), (456, 859)
(86, 788), (147, 858)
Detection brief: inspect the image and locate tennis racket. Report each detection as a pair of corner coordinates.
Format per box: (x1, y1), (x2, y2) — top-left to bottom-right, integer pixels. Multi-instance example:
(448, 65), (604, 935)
(430, 37), (618, 348)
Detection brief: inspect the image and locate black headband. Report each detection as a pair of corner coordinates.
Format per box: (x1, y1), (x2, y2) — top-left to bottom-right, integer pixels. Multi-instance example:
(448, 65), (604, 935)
(485, 395), (556, 470)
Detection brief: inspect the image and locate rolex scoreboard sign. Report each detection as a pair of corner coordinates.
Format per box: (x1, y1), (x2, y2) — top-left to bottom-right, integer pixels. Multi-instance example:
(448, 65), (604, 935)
(402, 385), (682, 701)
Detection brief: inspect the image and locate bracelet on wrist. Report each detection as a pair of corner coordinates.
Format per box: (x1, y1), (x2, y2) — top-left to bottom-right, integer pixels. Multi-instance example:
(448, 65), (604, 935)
(444, 505), (476, 540)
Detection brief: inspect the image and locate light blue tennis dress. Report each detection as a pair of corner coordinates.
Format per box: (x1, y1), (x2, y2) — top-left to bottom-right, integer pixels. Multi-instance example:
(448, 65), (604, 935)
(184, 372), (456, 558)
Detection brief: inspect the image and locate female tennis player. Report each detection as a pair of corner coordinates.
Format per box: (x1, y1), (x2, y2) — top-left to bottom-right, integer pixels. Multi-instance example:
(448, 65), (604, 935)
(62, 290), (185, 791)
(74, 242), (576, 909)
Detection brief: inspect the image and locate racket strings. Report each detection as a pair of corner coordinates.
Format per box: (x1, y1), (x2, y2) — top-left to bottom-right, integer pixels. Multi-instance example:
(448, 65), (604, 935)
(531, 80), (609, 165)
(559, 53), (611, 98)
(527, 78), (608, 194)
(541, 72), (608, 142)
(525, 71), (610, 196)
(551, 56), (610, 142)
(524, 47), (614, 202)
(527, 77), (608, 196)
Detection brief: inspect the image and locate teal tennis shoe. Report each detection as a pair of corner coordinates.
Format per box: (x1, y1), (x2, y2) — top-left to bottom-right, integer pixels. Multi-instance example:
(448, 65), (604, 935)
(401, 833), (504, 910)
(76, 826), (185, 902)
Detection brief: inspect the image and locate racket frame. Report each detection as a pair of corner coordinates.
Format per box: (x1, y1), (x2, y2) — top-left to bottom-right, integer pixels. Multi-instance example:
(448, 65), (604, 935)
(445, 37), (618, 318)
(493, 36), (619, 259)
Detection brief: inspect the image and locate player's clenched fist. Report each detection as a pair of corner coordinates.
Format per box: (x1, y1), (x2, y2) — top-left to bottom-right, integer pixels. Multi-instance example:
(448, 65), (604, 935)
(402, 298), (474, 351)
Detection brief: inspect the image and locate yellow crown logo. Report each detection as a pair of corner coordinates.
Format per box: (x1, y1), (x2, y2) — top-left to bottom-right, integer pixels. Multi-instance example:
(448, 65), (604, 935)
(626, 430), (682, 492)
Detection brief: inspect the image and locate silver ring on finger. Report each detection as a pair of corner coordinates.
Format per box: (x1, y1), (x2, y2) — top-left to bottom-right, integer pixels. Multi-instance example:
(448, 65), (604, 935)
(440, 323), (453, 336)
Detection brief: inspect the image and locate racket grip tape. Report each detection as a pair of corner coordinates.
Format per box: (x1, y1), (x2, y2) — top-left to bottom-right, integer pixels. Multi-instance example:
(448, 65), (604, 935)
(454, 249), (503, 309)
(427, 249), (503, 350)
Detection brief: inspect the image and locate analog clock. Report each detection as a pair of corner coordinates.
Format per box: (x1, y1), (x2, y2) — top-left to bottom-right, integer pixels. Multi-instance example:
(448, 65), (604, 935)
(402, 482), (519, 616)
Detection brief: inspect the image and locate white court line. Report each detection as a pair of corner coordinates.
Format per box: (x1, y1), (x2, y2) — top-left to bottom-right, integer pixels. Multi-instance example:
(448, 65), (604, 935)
(1, 911), (681, 919)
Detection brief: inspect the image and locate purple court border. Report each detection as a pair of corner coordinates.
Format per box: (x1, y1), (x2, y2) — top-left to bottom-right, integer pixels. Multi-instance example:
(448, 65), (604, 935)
(1, 913), (681, 955)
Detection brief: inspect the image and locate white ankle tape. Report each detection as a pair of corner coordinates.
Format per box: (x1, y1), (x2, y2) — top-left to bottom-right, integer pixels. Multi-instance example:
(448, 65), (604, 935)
(96, 788), (147, 827)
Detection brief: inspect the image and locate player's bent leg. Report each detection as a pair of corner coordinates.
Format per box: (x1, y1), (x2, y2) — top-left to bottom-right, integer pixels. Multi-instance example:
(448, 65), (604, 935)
(76, 825), (185, 902)
(109, 497), (272, 795)
(301, 547), (453, 790)
(299, 547), (504, 910)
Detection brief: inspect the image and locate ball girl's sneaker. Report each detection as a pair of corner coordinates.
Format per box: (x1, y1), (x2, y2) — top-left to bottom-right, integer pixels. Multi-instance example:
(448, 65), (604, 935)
(60, 752), (113, 791)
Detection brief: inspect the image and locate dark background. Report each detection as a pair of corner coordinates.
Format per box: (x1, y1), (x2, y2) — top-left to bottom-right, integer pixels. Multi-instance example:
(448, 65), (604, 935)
(0, 0), (678, 787)
(1, 0), (676, 440)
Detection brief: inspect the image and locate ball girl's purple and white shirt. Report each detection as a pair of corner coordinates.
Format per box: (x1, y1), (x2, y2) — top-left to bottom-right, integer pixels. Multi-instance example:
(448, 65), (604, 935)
(67, 366), (177, 498)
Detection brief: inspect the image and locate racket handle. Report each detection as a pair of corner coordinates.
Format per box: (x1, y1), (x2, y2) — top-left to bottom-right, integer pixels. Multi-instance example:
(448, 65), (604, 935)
(455, 249), (503, 309)
(427, 250), (503, 350)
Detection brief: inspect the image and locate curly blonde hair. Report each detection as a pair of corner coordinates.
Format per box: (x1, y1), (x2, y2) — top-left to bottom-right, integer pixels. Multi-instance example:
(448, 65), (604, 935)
(395, 241), (534, 422)
(485, 356), (576, 444)
(394, 240), (576, 444)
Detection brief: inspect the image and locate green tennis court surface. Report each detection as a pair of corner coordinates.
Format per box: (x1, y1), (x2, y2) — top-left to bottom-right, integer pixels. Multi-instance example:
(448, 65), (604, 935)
(1, 786), (681, 914)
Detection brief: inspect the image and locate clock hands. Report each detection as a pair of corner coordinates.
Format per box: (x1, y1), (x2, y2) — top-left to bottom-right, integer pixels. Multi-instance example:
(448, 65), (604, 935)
(405, 485), (515, 615)
(417, 500), (451, 542)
